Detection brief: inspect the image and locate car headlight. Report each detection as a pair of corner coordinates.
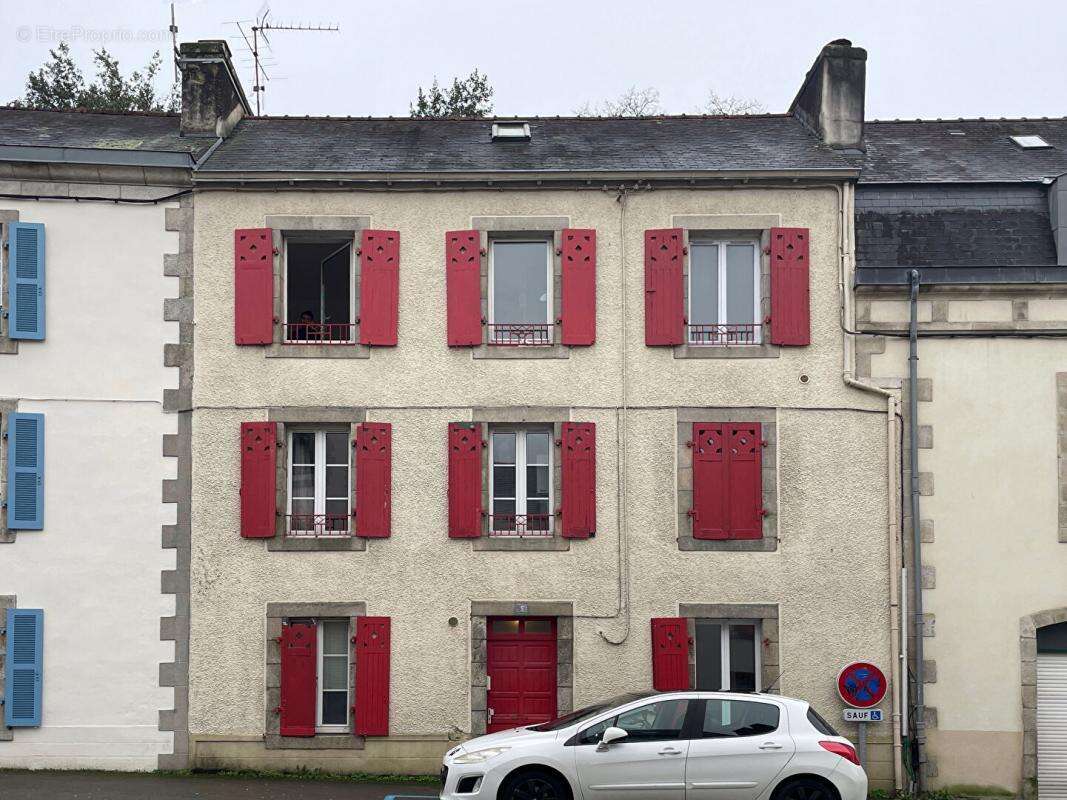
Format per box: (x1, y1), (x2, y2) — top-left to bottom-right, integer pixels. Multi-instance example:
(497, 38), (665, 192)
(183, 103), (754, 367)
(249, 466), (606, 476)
(452, 746), (511, 764)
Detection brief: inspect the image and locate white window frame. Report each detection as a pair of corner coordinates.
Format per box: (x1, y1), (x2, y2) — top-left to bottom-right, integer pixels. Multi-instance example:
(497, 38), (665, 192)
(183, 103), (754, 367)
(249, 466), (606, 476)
(287, 428), (351, 535)
(488, 426), (554, 535)
(315, 618), (351, 733)
(697, 619), (762, 692)
(687, 239), (761, 345)
(282, 236), (357, 344)
(487, 238), (553, 342)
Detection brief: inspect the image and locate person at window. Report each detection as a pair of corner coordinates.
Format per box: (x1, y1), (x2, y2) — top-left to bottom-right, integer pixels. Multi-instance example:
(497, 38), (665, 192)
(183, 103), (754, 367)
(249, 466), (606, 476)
(297, 309), (324, 341)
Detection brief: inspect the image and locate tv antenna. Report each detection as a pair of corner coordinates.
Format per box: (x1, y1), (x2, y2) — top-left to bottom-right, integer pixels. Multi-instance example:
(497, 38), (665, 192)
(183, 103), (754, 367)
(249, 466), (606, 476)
(233, 7), (339, 115)
(169, 3), (179, 83)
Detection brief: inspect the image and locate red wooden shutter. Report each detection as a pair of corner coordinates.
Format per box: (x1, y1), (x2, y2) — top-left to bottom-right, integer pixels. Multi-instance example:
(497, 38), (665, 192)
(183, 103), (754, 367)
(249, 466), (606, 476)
(726, 423), (763, 540)
(240, 422), (277, 538)
(651, 617), (690, 691)
(690, 423), (728, 540)
(279, 622), (316, 736)
(448, 423), (483, 538)
(359, 230), (400, 346)
(234, 228), (274, 345)
(446, 230), (482, 346)
(644, 228), (685, 346)
(561, 422), (596, 538)
(769, 227), (810, 346)
(356, 423), (392, 538)
(560, 229), (596, 346)
(354, 616), (390, 736)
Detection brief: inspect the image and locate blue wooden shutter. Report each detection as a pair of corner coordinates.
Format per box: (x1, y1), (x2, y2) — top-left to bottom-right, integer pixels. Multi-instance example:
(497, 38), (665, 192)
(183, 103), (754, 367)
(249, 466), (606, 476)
(7, 412), (44, 530)
(4, 608), (44, 727)
(8, 222), (45, 340)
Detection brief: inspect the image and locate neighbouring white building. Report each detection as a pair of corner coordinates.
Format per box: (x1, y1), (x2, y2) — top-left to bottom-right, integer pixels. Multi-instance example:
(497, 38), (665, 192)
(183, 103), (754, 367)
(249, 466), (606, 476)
(0, 103), (216, 768)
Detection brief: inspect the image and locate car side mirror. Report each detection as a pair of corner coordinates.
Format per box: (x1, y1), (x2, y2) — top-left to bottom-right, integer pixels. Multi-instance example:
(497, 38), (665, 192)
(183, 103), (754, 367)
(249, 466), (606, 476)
(597, 726), (628, 751)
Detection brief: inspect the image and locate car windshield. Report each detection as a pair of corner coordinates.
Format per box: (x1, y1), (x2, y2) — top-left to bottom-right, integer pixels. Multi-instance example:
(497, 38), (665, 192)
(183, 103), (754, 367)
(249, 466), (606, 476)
(527, 693), (651, 732)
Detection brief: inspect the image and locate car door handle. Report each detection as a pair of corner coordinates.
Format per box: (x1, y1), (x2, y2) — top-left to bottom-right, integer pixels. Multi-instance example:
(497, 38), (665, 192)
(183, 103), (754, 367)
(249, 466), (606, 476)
(758, 742), (783, 750)
(658, 747), (684, 755)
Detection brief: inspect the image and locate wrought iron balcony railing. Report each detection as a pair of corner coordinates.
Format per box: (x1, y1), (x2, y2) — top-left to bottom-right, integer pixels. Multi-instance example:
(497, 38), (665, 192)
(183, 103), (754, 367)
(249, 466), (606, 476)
(488, 513), (554, 537)
(687, 323), (761, 346)
(487, 323), (553, 347)
(283, 323), (357, 344)
(285, 513), (352, 538)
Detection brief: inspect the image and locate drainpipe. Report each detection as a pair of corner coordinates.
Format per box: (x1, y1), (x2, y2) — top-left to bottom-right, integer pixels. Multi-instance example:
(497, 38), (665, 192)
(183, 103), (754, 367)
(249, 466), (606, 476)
(908, 268), (927, 791)
(835, 181), (904, 791)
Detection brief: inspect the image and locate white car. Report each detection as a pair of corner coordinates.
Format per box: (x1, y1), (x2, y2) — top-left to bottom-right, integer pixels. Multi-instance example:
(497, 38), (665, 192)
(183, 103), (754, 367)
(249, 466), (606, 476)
(440, 691), (866, 800)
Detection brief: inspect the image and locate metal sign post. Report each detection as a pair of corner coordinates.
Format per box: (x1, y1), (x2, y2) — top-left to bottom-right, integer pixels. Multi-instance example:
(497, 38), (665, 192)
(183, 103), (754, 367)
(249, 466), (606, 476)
(837, 662), (888, 772)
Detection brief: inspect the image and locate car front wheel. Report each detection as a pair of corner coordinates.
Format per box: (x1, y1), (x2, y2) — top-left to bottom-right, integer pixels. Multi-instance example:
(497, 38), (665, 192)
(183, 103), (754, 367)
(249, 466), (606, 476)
(500, 768), (571, 800)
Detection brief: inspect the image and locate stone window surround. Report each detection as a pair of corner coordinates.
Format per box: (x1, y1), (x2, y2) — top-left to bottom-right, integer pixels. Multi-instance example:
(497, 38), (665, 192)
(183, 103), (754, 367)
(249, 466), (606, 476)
(265, 215), (373, 360)
(1020, 607), (1067, 798)
(0, 210), (22, 355)
(670, 214), (781, 360)
(0, 593), (16, 741)
(467, 407), (571, 552)
(266, 407), (368, 552)
(676, 407), (778, 552)
(679, 603), (779, 692)
(265, 601), (368, 750)
(0, 398), (20, 544)
(471, 216), (570, 361)
(470, 600), (574, 737)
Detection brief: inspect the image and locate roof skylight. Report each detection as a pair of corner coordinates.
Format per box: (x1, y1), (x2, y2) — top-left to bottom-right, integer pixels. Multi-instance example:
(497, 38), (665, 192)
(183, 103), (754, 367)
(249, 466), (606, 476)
(491, 122), (531, 142)
(1010, 135), (1051, 149)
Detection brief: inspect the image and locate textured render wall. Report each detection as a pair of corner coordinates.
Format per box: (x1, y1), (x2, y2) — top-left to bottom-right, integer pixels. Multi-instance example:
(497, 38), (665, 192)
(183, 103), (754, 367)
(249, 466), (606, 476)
(865, 293), (1067, 792)
(189, 187), (893, 776)
(0, 199), (177, 768)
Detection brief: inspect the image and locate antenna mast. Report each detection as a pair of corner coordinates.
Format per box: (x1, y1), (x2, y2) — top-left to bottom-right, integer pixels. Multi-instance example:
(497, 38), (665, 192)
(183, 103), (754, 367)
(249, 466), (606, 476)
(246, 8), (339, 115)
(169, 3), (179, 83)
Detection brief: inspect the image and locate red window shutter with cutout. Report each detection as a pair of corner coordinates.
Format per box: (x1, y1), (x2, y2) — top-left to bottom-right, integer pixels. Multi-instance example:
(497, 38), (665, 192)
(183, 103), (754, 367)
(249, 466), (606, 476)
(560, 229), (596, 346)
(234, 228), (274, 345)
(446, 230), (482, 346)
(561, 422), (596, 538)
(769, 227), (810, 346)
(691, 423), (728, 540)
(727, 423), (763, 540)
(356, 423), (392, 538)
(644, 228), (685, 346)
(359, 230), (400, 346)
(240, 421), (277, 538)
(279, 622), (316, 736)
(448, 423), (482, 538)
(651, 617), (690, 691)
(355, 616), (390, 736)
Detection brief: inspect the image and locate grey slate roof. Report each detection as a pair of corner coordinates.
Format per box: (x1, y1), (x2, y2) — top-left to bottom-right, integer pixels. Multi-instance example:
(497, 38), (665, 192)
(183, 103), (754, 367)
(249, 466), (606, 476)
(197, 115), (856, 174)
(0, 107), (210, 159)
(861, 118), (1067, 183)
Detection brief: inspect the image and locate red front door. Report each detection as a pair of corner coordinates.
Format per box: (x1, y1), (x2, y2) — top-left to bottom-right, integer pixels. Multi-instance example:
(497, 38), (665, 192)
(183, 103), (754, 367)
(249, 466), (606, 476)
(486, 617), (557, 733)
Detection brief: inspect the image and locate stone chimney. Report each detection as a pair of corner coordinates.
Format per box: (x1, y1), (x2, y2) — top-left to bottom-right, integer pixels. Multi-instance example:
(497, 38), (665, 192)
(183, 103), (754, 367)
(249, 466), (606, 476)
(789, 39), (867, 150)
(178, 40), (251, 138)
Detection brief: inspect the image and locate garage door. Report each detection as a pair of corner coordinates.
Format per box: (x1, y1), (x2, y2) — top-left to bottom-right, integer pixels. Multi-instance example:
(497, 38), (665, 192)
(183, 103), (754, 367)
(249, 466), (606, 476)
(486, 617), (557, 733)
(1038, 652), (1067, 800)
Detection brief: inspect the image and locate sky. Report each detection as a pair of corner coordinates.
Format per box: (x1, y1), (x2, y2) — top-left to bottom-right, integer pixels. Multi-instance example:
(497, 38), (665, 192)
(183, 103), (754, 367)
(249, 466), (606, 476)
(1, 0), (1064, 120)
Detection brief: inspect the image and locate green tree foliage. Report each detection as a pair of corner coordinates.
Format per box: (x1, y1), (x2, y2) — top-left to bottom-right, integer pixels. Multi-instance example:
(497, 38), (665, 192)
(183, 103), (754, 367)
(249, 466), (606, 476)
(410, 69), (493, 118)
(14, 41), (178, 112)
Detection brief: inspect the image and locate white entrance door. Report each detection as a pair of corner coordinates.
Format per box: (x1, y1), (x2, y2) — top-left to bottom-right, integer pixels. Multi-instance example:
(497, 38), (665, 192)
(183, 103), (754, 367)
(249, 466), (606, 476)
(1038, 652), (1067, 799)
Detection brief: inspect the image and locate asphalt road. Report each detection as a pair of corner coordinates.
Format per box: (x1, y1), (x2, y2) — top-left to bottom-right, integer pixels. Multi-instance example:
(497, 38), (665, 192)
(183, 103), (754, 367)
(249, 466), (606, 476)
(0, 771), (442, 800)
